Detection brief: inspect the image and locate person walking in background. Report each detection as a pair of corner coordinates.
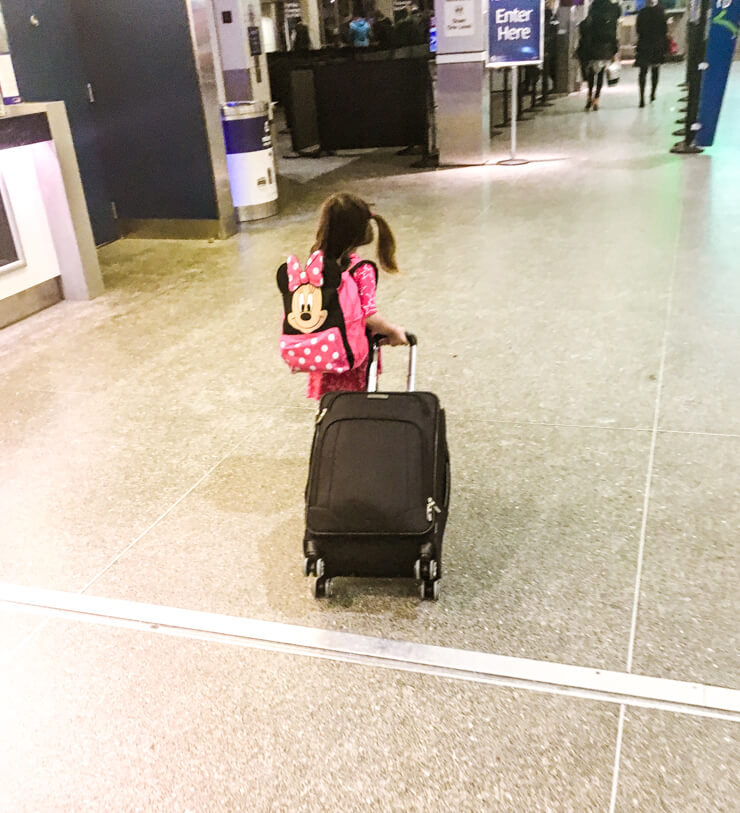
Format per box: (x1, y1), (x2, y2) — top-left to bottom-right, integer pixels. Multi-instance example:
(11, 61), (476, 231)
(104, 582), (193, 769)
(339, 14), (353, 44)
(372, 9), (395, 50)
(394, 7), (423, 47)
(349, 13), (372, 47)
(578, 0), (620, 111)
(292, 18), (310, 52)
(544, 0), (559, 93)
(636, 0), (668, 107)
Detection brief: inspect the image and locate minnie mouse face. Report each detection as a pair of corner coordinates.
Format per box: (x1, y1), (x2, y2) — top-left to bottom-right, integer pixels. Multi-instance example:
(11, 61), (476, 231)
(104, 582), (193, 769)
(277, 253), (343, 336)
(286, 283), (328, 333)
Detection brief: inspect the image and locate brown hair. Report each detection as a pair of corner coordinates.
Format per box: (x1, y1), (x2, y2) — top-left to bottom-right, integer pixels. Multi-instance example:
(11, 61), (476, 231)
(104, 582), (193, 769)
(312, 192), (398, 273)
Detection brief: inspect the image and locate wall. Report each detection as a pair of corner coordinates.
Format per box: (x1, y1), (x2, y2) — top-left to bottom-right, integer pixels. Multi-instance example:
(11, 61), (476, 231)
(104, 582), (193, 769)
(71, 0), (222, 222)
(3, 0), (231, 234)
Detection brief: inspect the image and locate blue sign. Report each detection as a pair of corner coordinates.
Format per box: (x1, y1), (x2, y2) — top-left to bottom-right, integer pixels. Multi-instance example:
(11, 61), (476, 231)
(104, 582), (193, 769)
(488, 0), (543, 65)
(695, 0), (740, 146)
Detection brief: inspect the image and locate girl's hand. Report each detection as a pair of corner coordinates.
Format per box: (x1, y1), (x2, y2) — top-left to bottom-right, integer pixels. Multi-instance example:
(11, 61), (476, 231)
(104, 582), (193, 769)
(366, 314), (408, 346)
(382, 325), (408, 346)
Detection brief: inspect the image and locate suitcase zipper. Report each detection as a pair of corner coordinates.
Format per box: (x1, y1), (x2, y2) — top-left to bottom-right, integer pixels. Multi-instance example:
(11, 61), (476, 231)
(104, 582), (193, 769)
(426, 497), (442, 522)
(315, 408), (328, 425)
(310, 498), (439, 538)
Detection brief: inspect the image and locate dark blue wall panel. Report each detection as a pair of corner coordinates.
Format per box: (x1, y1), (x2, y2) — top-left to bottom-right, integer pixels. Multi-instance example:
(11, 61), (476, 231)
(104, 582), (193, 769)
(3, 0), (119, 244)
(70, 0), (219, 221)
(4, 0), (220, 226)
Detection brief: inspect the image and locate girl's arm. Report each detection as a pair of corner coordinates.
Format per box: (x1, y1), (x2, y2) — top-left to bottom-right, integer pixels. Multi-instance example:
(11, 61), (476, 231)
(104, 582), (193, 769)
(366, 312), (408, 346)
(352, 262), (407, 346)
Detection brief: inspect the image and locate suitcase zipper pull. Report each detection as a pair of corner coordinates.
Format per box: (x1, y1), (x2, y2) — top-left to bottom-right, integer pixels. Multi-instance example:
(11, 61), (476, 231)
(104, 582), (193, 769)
(426, 497), (441, 522)
(315, 408), (327, 425)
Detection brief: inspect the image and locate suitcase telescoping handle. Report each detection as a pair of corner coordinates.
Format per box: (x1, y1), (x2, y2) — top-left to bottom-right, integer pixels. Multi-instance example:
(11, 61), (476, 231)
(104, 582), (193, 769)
(367, 333), (417, 393)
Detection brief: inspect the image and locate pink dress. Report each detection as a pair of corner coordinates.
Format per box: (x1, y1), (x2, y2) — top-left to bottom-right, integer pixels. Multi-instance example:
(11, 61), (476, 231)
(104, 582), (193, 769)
(307, 257), (378, 400)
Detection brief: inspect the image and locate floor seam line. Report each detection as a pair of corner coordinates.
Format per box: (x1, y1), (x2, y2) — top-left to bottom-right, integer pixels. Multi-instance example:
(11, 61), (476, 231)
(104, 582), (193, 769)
(1, 437), (244, 665)
(610, 160), (682, 811)
(3, 584), (739, 720)
(625, 194), (679, 676)
(455, 416), (653, 433)
(452, 421), (740, 440)
(608, 706), (627, 813)
(657, 428), (740, 440)
(78, 437), (246, 596)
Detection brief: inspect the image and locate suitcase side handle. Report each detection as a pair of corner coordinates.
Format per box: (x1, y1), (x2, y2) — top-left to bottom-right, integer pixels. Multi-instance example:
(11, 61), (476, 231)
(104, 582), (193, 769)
(368, 333), (417, 392)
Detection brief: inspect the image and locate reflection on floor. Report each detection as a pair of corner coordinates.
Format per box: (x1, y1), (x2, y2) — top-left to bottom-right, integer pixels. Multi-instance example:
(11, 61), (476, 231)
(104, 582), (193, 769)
(1, 63), (738, 811)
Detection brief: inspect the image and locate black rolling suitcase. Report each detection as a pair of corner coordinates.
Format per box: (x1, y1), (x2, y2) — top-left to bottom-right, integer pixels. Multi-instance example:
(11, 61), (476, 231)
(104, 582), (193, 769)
(302, 334), (450, 600)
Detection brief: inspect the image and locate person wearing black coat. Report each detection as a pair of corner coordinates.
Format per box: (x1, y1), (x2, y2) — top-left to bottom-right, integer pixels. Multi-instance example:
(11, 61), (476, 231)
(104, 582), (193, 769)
(373, 11), (395, 50)
(636, 0), (668, 106)
(292, 19), (310, 53)
(577, 0), (620, 111)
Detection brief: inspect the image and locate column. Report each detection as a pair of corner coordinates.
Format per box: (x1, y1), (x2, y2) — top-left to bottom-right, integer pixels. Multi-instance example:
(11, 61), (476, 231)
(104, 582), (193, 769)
(436, 0), (490, 165)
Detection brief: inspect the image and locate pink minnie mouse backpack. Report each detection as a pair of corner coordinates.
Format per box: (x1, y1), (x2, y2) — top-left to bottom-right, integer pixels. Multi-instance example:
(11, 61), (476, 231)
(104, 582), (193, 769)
(277, 251), (375, 374)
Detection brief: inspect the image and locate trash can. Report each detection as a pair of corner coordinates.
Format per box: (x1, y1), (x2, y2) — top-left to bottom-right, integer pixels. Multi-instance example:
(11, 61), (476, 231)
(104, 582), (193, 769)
(222, 101), (278, 222)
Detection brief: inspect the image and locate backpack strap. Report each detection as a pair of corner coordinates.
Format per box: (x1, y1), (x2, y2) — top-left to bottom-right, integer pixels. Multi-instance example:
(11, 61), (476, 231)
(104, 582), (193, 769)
(346, 259), (379, 283)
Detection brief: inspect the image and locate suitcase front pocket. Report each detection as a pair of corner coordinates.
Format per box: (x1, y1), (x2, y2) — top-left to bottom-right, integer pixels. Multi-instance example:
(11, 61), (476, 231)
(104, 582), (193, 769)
(308, 418), (430, 535)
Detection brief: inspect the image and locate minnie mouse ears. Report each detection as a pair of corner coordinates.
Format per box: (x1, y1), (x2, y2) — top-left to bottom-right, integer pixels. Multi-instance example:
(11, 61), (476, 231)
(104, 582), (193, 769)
(285, 252), (323, 291)
(277, 252), (342, 295)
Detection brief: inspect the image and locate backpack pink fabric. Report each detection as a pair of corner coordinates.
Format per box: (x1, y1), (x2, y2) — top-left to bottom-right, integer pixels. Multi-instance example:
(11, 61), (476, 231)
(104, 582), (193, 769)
(277, 251), (372, 374)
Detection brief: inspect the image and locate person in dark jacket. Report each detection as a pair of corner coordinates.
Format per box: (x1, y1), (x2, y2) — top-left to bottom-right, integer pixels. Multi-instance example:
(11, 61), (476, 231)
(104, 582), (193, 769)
(636, 0), (668, 106)
(394, 8), (423, 47)
(544, 0), (560, 92)
(373, 10), (395, 49)
(577, 0), (620, 111)
(292, 19), (310, 52)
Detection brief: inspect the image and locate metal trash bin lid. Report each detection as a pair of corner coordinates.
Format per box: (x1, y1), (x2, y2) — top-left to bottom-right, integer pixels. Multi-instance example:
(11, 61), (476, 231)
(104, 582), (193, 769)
(221, 100), (269, 120)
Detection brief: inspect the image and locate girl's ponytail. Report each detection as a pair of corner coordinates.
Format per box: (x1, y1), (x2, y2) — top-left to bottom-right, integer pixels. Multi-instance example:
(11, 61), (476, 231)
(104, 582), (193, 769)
(371, 213), (399, 274)
(312, 193), (398, 273)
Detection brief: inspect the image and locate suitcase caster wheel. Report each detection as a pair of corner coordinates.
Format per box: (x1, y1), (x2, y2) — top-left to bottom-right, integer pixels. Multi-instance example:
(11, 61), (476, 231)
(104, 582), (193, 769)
(302, 557), (312, 577)
(421, 580), (440, 601)
(313, 577), (332, 599)
(415, 558), (435, 581)
(315, 558), (325, 579)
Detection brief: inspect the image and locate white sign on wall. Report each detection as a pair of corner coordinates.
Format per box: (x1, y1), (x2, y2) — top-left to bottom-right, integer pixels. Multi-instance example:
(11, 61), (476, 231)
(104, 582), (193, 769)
(444, 0), (475, 37)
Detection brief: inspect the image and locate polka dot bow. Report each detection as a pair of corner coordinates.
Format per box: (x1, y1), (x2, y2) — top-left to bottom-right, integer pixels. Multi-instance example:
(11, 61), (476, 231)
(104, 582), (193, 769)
(286, 251), (323, 292)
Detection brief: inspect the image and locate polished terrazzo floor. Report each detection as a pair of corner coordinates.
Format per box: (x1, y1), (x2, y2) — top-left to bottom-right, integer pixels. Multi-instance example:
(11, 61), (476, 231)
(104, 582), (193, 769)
(1, 63), (738, 811)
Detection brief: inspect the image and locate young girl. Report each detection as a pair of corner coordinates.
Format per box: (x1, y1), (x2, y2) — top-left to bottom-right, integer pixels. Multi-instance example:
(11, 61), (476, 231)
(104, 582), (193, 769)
(305, 193), (407, 400)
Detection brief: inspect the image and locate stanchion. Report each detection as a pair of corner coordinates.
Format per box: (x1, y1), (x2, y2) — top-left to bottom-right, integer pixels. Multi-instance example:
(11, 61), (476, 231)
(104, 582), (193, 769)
(496, 68), (511, 127)
(497, 67), (529, 166)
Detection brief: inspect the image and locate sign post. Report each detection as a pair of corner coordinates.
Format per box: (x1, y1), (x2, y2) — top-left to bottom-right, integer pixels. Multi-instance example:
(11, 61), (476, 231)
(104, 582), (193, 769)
(487, 0), (543, 165)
